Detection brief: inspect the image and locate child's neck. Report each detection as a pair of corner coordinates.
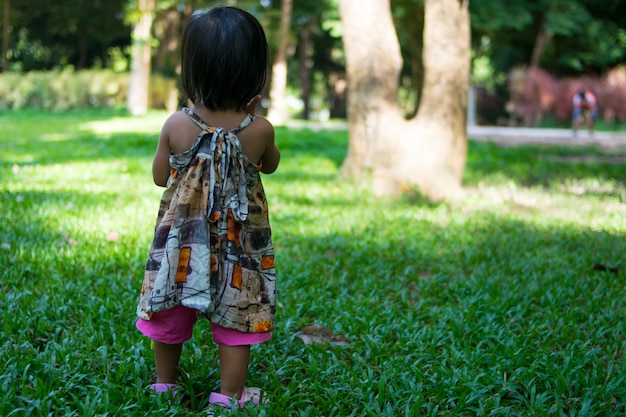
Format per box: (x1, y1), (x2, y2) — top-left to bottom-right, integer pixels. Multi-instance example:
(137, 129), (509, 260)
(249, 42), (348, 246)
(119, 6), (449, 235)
(192, 104), (248, 129)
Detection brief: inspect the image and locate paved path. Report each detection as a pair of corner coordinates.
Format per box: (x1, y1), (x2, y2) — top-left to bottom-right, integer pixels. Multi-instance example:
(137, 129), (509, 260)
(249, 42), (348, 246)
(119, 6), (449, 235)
(286, 120), (626, 152)
(467, 126), (626, 152)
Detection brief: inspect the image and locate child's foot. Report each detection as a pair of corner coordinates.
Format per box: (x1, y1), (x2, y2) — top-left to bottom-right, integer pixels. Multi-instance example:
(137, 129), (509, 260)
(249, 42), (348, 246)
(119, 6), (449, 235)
(150, 383), (178, 394)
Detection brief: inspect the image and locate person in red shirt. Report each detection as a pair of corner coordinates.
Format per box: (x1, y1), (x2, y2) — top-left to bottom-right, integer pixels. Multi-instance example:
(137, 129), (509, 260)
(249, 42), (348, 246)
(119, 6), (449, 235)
(572, 90), (598, 137)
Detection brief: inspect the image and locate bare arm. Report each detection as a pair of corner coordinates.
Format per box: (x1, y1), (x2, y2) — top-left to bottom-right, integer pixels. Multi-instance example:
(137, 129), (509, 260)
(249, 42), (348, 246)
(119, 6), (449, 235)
(243, 95), (280, 174)
(152, 127), (172, 187)
(261, 145), (280, 174)
(255, 118), (280, 174)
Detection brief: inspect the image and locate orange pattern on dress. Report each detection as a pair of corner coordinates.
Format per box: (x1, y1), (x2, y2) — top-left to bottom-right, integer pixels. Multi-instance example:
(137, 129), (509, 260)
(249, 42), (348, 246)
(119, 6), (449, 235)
(231, 265), (243, 290)
(261, 255), (274, 270)
(254, 320), (273, 332)
(176, 247), (191, 282)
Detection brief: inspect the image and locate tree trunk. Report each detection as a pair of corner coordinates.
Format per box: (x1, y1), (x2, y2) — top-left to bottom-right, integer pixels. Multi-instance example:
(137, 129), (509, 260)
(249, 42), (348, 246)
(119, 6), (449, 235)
(530, 16), (552, 69)
(154, 7), (182, 112)
(340, 0), (470, 200)
(267, 0), (293, 125)
(339, 0), (402, 178)
(2, 0), (9, 72)
(154, 7), (181, 75)
(77, 29), (87, 70)
(298, 20), (313, 119)
(127, 0), (155, 116)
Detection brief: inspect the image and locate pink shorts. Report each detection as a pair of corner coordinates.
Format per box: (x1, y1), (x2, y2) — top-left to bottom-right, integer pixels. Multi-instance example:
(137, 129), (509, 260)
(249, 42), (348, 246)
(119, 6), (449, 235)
(136, 305), (271, 346)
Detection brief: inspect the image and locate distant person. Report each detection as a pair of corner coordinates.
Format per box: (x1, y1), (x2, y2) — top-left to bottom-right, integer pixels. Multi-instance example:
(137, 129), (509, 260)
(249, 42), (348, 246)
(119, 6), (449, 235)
(572, 90), (598, 137)
(135, 7), (280, 412)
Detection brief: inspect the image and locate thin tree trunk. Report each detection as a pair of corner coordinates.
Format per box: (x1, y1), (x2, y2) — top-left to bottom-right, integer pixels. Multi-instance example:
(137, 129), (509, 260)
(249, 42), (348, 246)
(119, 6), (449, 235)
(127, 0), (155, 115)
(77, 29), (87, 70)
(2, 0), (9, 72)
(267, 0), (293, 125)
(298, 20), (313, 120)
(530, 16), (552, 68)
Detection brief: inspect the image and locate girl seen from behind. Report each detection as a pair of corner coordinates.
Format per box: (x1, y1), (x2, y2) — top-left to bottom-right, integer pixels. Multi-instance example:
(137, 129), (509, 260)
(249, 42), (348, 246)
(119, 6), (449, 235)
(135, 6), (280, 412)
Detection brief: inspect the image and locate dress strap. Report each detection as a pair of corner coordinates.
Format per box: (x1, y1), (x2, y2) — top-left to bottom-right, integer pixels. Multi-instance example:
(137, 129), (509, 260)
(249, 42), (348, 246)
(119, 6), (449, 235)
(231, 114), (255, 133)
(182, 107), (255, 133)
(182, 107), (210, 130)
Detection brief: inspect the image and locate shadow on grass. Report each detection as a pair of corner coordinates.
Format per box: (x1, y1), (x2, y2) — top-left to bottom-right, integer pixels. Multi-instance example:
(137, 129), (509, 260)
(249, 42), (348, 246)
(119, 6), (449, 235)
(3, 201), (626, 415)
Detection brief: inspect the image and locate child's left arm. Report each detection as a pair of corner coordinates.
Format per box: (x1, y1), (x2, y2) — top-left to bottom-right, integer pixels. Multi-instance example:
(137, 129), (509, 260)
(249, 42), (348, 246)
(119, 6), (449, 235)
(152, 126), (172, 187)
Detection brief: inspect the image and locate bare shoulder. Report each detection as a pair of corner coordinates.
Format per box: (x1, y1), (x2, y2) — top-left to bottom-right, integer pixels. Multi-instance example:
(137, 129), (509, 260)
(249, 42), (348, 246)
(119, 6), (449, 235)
(162, 110), (204, 154)
(249, 116), (275, 141)
(237, 115), (279, 173)
(161, 110), (191, 134)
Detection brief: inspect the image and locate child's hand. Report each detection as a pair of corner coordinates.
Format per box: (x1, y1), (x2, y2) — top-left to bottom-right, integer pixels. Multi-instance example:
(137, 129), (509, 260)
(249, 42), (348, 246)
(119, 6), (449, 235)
(245, 95), (262, 116)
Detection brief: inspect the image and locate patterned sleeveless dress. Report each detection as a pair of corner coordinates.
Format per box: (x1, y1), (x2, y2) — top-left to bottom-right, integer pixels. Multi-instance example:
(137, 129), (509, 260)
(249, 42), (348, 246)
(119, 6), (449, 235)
(136, 108), (276, 333)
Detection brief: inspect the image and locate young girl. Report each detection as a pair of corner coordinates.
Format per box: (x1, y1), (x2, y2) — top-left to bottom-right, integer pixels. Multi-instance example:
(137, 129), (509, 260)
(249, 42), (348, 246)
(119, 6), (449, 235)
(135, 6), (280, 410)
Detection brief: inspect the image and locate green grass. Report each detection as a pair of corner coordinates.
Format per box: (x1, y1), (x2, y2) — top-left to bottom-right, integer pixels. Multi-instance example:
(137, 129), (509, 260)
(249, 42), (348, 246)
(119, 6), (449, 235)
(1, 109), (626, 416)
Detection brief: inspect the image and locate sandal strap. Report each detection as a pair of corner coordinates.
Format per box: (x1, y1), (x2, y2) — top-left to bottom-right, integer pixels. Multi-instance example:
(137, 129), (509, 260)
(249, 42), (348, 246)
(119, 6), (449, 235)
(150, 383), (178, 393)
(208, 392), (236, 408)
(208, 387), (265, 409)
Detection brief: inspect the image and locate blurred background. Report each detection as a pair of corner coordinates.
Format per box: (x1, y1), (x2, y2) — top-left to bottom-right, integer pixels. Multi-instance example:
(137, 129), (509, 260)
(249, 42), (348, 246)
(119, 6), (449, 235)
(1, 0), (625, 128)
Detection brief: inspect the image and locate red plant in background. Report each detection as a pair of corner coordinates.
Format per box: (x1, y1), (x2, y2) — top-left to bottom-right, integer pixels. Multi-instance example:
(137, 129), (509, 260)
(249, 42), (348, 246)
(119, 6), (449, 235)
(506, 66), (626, 126)
(600, 68), (626, 123)
(507, 67), (557, 126)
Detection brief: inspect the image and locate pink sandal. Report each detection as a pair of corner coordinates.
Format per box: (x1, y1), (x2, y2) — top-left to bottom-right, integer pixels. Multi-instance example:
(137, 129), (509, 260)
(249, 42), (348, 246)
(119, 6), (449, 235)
(149, 383), (178, 394)
(208, 387), (266, 409)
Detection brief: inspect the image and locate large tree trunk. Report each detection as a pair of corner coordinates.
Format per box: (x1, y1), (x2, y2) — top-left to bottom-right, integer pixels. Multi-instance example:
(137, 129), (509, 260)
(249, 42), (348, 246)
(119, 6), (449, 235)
(267, 0), (293, 125)
(340, 0), (470, 200)
(127, 0), (155, 116)
(339, 0), (402, 178)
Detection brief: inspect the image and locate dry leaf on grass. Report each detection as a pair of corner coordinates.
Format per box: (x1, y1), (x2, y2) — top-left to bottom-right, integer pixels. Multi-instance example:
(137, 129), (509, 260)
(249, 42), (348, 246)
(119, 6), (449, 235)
(106, 232), (120, 242)
(295, 324), (348, 346)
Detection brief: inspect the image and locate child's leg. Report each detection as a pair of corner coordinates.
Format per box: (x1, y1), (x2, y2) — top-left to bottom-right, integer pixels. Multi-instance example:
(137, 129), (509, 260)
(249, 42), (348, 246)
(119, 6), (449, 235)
(218, 344), (251, 398)
(210, 323), (271, 400)
(154, 341), (183, 384)
(136, 305), (199, 388)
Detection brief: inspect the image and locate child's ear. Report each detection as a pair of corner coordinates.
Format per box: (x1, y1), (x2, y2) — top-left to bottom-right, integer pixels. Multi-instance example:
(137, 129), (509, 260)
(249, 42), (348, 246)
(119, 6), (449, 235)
(244, 95), (262, 115)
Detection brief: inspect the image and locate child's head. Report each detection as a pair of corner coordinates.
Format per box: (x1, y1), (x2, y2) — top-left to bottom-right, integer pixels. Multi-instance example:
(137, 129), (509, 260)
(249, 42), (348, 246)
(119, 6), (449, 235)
(181, 7), (268, 111)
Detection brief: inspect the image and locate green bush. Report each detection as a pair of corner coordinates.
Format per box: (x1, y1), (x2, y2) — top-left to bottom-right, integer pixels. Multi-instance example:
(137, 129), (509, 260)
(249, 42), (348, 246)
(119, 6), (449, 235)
(0, 69), (176, 111)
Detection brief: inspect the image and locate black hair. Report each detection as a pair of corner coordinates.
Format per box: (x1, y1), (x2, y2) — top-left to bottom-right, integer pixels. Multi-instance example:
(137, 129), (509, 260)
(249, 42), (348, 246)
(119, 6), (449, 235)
(181, 7), (268, 111)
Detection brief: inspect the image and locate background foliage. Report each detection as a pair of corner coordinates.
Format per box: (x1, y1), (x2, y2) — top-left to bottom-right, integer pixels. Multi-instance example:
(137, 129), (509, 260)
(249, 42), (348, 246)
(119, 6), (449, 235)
(0, 69), (176, 111)
(1, 0), (626, 124)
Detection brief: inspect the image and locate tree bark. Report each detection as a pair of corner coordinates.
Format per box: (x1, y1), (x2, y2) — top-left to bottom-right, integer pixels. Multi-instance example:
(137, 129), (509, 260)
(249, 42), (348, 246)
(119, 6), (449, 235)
(267, 0), (293, 125)
(127, 0), (155, 115)
(340, 0), (470, 200)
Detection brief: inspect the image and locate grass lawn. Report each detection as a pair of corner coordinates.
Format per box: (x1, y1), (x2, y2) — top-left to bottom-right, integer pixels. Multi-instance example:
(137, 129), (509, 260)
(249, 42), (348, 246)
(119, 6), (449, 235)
(1, 109), (626, 416)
